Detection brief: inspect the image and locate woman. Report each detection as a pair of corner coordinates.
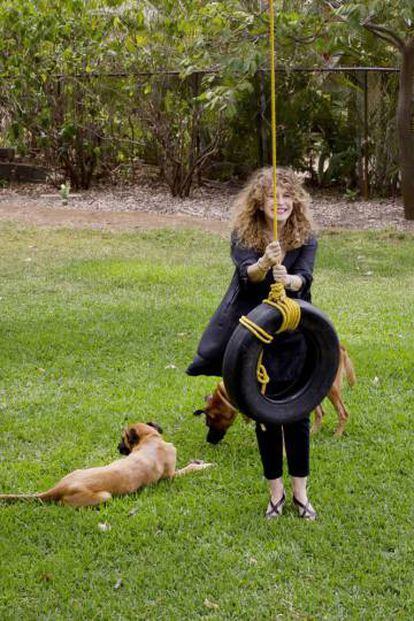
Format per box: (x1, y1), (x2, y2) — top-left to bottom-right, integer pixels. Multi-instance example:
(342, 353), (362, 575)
(187, 167), (318, 520)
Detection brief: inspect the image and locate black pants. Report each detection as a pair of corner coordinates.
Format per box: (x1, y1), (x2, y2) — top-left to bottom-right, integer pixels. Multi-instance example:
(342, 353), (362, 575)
(255, 416), (310, 480)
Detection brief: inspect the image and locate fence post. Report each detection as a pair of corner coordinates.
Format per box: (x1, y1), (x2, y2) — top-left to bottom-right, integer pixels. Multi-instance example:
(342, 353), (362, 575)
(193, 71), (202, 186)
(363, 70), (369, 200)
(255, 70), (268, 167)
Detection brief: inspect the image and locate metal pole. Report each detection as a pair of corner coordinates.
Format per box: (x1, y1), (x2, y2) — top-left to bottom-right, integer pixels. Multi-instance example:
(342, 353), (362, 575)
(255, 71), (263, 167)
(363, 70), (369, 200)
(194, 71), (202, 186)
(256, 70), (268, 167)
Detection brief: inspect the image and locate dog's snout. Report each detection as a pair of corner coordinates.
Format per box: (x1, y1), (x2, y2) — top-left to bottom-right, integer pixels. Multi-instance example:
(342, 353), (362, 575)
(206, 428), (226, 445)
(118, 440), (130, 455)
(193, 409), (205, 416)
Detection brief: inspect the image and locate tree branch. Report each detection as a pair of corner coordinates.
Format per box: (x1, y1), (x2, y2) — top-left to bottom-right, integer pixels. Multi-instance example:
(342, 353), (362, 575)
(323, 1), (346, 21)
(362, 25), (398, 48)
(363, 18), (405, 52)
(324, 3), (406, 52)
(180, 129), (222, 194)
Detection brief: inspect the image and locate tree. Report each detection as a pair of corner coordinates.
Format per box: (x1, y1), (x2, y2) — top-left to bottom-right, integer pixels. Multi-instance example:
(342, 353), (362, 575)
(115, 0), (265, 195)
(0, 0), (130, 188)
(0, 0), (409, 200)
(332, 1), (414, 219)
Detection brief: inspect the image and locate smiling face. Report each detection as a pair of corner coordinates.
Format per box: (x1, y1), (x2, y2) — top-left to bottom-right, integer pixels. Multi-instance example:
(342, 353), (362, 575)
(263, 185), (294, 225)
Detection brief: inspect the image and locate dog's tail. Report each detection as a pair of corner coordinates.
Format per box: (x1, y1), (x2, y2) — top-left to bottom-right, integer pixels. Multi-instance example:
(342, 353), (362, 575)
(174, 461), (215, 477)
(0, 486), (63, 503)
(342, 347), (356, 387)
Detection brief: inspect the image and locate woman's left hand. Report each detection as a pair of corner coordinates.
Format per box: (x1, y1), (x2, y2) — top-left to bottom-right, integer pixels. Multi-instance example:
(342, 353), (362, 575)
(272, 264), (290, 286)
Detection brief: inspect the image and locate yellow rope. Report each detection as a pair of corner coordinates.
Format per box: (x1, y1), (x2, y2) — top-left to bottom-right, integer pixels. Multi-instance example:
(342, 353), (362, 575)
(239, 284), (300, 395)
(269, 0), (278, 241)
(256, 351), (270, 395)
(264, 283), (301, 332)
(236, 2), (301, 395)
(239, 316), (273, 344)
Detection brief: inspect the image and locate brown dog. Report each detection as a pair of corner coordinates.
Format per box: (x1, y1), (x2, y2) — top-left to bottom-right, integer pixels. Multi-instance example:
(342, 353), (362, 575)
(194, 345), (355, 441)
(0, 422), (213, 507)
(194, 383), (239, 445)
(311, 345), (356, 436)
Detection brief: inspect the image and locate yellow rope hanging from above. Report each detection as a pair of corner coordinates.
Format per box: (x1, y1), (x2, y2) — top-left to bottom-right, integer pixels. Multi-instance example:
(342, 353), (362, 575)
(269, 0), (278, 241)
(264, 1), (301, 333)
(237, 2), (302, 395)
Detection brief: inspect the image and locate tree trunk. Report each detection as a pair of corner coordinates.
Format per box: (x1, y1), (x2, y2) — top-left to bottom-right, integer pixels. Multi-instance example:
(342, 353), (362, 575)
(397, 40), (414, 220)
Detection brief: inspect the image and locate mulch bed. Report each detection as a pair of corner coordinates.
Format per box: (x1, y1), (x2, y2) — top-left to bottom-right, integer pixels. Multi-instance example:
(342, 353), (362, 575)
(0, 179), (413, 232)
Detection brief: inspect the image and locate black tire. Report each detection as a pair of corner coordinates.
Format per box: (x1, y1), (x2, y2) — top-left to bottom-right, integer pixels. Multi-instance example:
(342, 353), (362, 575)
(222, 301), (340, 425)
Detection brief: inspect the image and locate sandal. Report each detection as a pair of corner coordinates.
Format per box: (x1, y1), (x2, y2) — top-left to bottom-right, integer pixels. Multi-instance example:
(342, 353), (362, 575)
(265, 491), (286, 519)
(293, 496), (317, 520)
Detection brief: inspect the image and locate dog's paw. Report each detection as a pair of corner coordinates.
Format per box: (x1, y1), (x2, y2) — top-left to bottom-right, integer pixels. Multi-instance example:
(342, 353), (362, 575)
(190, 460), (215, 469)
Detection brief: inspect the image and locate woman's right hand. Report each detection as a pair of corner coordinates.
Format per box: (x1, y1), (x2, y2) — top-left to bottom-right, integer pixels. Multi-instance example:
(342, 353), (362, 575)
(261, 241), (282, 269)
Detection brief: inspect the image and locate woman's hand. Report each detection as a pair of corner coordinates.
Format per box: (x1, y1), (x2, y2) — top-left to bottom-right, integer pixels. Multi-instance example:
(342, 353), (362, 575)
(249, 241), (284, 283)
(272, 264), (289, 286)
(261, 241), (283, 269)
(272, 266), (303, 291)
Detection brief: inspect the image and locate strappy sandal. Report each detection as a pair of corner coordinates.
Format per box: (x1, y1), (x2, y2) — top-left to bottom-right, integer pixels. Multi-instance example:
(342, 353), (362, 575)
(265, 491), (286, 519)
(293, 496), (317, 520)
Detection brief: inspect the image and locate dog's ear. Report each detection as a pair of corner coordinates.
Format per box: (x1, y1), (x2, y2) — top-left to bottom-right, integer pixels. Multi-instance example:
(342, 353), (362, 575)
(193, 409), (205, 416)
(126, 427), (139, 445)
(146, 421), (163, 434)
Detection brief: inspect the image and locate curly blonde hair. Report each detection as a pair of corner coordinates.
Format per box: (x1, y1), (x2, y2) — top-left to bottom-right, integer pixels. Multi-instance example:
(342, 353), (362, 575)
(232, 167), (314, 252)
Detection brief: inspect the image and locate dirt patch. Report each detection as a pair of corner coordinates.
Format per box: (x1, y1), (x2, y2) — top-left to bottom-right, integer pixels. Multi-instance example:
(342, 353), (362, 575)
(0, 197), (229, 235)
(0, 181), (413, 234)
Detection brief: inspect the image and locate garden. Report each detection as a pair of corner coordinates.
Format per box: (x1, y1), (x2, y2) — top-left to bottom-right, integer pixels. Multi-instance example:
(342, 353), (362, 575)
(0, 2), (413, 620)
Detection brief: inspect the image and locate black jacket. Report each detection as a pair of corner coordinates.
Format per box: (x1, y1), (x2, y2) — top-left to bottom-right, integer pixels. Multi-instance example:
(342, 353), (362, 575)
(187, 234), (318, 377)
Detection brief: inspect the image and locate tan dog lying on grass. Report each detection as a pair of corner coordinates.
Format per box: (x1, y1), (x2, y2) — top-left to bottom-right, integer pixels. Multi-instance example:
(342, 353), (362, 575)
(195, 345), (356, 441)
(0, 422), (213, 508)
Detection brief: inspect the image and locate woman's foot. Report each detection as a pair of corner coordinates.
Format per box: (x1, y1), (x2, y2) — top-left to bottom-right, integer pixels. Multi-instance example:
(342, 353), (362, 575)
(265, 491), (286, 519)
(291, 476), (316, 520)
(293, 496), (317, 520)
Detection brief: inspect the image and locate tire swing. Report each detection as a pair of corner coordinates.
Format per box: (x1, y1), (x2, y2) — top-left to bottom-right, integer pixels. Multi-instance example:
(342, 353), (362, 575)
(223, 287), (340, 425)
(222, 0), (340, 425)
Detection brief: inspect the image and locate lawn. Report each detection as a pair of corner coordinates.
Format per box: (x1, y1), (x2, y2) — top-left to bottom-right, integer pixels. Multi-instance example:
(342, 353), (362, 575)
(0, 223), (413, 620)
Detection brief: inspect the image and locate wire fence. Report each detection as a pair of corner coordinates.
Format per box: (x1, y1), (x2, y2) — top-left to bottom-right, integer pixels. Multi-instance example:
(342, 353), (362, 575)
(0, 66), (400, 197)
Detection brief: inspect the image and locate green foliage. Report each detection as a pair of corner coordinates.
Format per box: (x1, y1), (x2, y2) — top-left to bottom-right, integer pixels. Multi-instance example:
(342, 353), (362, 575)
(343, 187), (359, 201)
(335, 0), (414, 37)
(0, 0), (407, 193)
(0, 0), (133, 187)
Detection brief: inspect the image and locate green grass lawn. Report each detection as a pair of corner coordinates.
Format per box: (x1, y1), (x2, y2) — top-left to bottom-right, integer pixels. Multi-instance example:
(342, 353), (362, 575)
(0, 223), (413, 620)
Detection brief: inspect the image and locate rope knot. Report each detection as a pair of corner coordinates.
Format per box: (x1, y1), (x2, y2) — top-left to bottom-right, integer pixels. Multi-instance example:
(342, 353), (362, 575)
(267, 282), (287, 303)
(257, 352), (270, 395)
(264, 283), (301, 333)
